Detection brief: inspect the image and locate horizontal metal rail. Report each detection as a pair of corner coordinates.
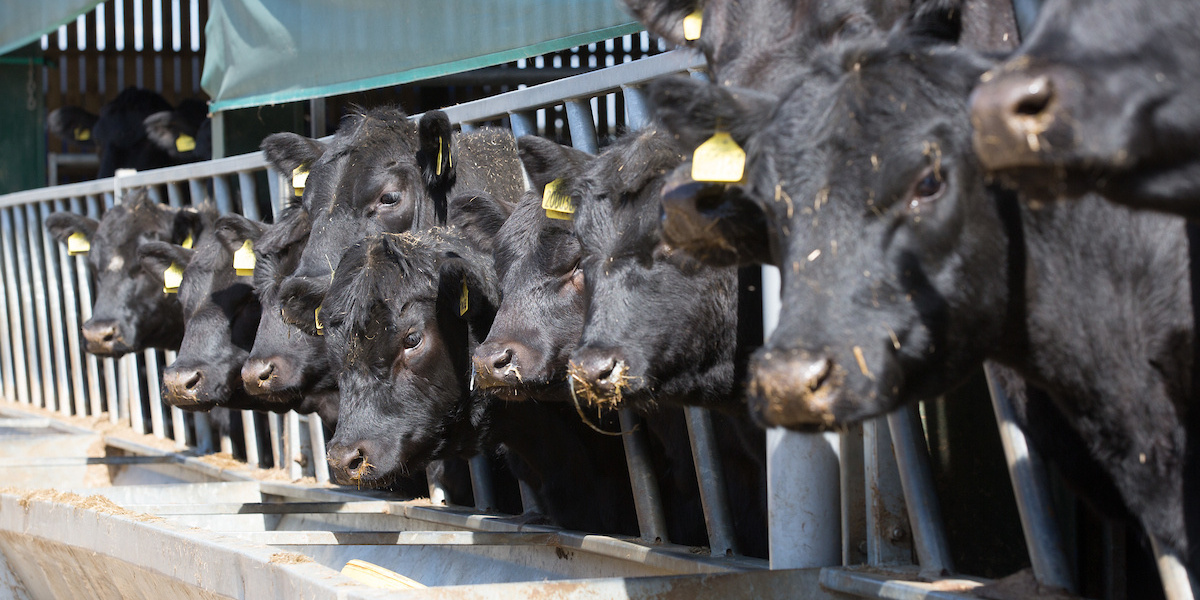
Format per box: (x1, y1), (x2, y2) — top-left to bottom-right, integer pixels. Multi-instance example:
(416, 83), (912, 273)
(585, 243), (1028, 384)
(225, 531), (560, 547)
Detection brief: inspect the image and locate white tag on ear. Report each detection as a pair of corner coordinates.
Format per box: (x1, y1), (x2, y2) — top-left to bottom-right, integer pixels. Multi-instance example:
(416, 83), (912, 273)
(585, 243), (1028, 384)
(181, 231), (194, 250)
(233, 239), (256, 276)
(691, 132), (746, 183)
(541, 178), (575, 220)
(67, 232), (90, 255)
(292, 166), (309, 196)
(683, 10), (703, 41)
(175, 134), (196, 153)
(163, 262), (184, 293)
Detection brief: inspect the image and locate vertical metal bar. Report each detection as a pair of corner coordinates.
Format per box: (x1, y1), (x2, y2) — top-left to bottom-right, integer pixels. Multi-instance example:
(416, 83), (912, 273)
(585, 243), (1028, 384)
(73, 197), (103, 416)
(166, 352), (188, 450)
(518, 481), (542, 514)
(242, 411), (260, 467)
(166, 182), (184, 208)
(1150, 536), (1197, 600)
(619, 408), (670, 543)
(762, 264), (843, 569)
(310, 98), (327, 138)
(0, 215), (11, 403)
(298, 414), (314, 477)
(841, 423), (867, 566)
(508, 111), (536, 138)
(194, 411), (214, 454)
(468, 455), (496, 511)
(12, 206), (43, 407)
(268, 412), (283, 469)
(427, 463), (449, 506)
(564, 99), (599, 154)
(144, 349), (165, 437)
(211, 111), (226, 160)
(287, 411), (302, 479)
(621, 85), (650, 129)
(188, 179), (208, 206)
(984, 365), (1075, 591)
(887, 404), (954, 576)
(145, 185), (163, 204)
(54, 198), (87, 415)
(126, 355), (145, 434)
(0, 209), (29, 405)
(219, 421), (233, 455)
(213, 175), (234, 214)
(307, 414), (330, 484)
(24, 203), (55, 410)
(863, 417), (914, 565)
(85, 195), (119, 422)
(237, 171), (260, 221)
(37, 201), (72, 415)
(683, 406), (738, 556)
(270, 172), (286, 220)
(459, 122), (477, 132)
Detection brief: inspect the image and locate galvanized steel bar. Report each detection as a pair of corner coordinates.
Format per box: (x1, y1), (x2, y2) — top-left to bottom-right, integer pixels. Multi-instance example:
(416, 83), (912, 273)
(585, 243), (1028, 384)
(23, 203), (55, 411)
(12, 206), (42, 407)
(984, 365), (1075, 591)
(269, 172), (285, 220)
(564, 99), (599, 154)
(166, 181), (184, 208)
(287, 411), (301, 478)
(226, 530), (559, 547)
(841, 423), (867, 566)
(619, 408), (670, 543)
(518, 481), (542, 515)
(887, 404), (954, 576)
(194, 411), (214, 454)
(0, 209), (28, 404)
(54, 198), (87, 415)
(144, 350), (165, 437)
(37, 201), (72, 414)
(237, 171), (260, 221)
(621, 85), (649, 129)
(213, 175), (234, 214)
(126, 355), (145, 434)
(219, 422), (233, 455)
(268, 412), (283, 469)
(507, 110), (536, 138)
(134, 501), (396, 515)
(166, 355), (187, 449)
(1151, 536), (1197, 600)
(243, 410), (260, 467)
(428, 463), (449, 506)
(0, 222), (11, 403)
(298, 414), (314, 477)
(71, 196), (103, 416)
(188, 179), (208, 206)
(146, 185), (164, 204)
(863, 417), (913, 566)
(307, 414), (330, 484)
(684, 406), (738, 556)
(468, 455), (496, 511)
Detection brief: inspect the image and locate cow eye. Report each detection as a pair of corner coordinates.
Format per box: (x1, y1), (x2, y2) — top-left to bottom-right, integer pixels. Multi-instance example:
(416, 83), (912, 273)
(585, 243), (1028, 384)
(913, 169), (944, 200)
(380, 192), (402, 206)
(402, 332), (421, 349)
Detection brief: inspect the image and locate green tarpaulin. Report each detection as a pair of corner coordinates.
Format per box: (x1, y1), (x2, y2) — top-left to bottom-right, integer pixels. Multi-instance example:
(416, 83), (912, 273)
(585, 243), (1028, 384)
(0, 1), (104, 57)
(202, 0), (642, 112)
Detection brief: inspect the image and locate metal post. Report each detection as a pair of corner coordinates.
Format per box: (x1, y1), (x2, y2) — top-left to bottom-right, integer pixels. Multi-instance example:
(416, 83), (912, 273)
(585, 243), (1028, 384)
(125, 355), (145, 434)
(213, 175), (234, 214)
(144, 349), (165, 437)
(310, 98), (327, 138)
(37, 201), (72, 414)
(270, 172), (286, 220)
(188, 179), (209, 206)
(684, 406), (739, 556)
(166, 182), (185, 208)
(863, 417), (914, 565)
(0, 209), (29, 405)
(984, 365), (1076, 591)
(763, 264), (843, 569)
(287, 411), (301, 479)
(54, 198), (87, 415)
(427, 463), (449, 505)
(0, 218), (11, 403)
(619, 408), (670, 543)
(564, 99), (599, 154)
(469, 455), (497, 511)
(1151, 536), (1197, 600)
(166, 352), (187, 450)
(841, 423), (867, 566)
(887, 404), (954, 576)
(268, 412), (283, 469)
(308, 414), (330, 484)
(194, 411), (214, 454)
(621, 85), (649, 129)
(518, 481), (542, 514)
(24, 203), (56, 411)
(13, 206), (43, 408)
(237, 171), (260, 221)
(243, 411), (261, 468)
(298, 414), (314, 477)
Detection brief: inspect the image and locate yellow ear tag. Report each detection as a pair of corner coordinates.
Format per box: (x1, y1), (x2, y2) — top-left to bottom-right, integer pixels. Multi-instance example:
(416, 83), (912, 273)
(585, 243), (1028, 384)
(315, 306), (324, 335)
(541, 178), (575, 220)
(436, 137), (444, 177)
(74, 127), (91, 142)
(692, 132), (746, 183)
(683, 10), (703, 41)
(67, 232), (90, 256)
(181, 231), (194, 250)
(459, 277), (469, 316)
(175, 134), (196, 153)
(233, 239), (256, 276)
(292, 166), (309, 197)
(163, 262), (184, 294)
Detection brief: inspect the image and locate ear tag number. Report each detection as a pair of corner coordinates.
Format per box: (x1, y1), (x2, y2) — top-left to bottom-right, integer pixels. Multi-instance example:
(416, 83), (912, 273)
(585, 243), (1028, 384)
(459, 277), (469, 316)
(292, 165), (309, 197)
(163, 262), (184, 294)
(175, 134), (196, 153)
(315, 306), (324, 335)
(542, 178), (575, 220)
(74, 127), (91, 141)
(67, 232), (90, 255)
(683, 10), (703, 41)
(692, 132), (746, 183)
(181, 231), (194, 250)
(233, 239), (256, 276)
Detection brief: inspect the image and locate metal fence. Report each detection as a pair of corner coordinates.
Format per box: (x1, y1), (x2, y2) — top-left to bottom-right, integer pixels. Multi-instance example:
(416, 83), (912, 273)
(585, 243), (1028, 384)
(0, 47), (1082, 596)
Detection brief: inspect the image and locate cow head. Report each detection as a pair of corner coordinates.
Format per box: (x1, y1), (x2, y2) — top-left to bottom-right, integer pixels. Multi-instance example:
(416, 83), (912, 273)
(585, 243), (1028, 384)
(970, 0), (1200, 214)
(654, 4), (1008, 429)
(321, 230), (499, 486)
(273, 108), (458, 334)
(140, 212), (264, 410)
(144, 98), (212, 162)
(46, 190), (207, 355)
(471, 137), (590, 398)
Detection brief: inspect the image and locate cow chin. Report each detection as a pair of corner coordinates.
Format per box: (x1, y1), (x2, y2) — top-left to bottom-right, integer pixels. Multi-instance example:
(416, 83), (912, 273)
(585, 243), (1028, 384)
(745, 347), (900, 431)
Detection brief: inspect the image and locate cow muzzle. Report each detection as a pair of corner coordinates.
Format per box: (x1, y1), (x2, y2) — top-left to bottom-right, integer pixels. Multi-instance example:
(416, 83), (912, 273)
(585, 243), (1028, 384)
(746, 350), (844, 430)
(971, 70), (1063, 171)
(81, 319), (127, 356)
(568, 348), (637, 408)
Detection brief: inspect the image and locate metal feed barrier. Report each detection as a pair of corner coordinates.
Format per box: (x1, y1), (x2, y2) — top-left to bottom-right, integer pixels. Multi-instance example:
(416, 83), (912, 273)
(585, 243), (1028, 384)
(0, 48), (1083, 598)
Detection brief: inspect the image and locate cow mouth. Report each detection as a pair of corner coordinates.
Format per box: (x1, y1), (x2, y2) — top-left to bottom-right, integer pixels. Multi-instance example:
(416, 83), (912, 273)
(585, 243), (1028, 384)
(746, 351), (846, 430)
(567, 360), (637, 408)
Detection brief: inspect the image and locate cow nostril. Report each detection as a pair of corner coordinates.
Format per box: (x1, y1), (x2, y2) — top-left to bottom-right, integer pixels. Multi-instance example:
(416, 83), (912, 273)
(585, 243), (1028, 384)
(101, 328), (116, 342)
(1012, 75), (1054, 118)
(492, 348), (513, 370)
(593, 357), (616, 382)
(183, 371), (202, 390)
(800, 357), (833, 392)
(256, 362), (274, 382)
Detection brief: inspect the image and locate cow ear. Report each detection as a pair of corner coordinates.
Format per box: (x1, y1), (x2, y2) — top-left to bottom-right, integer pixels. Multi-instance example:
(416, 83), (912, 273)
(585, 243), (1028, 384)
(258, 205), (311, 255)
(143, 111), (189, 158)
(622, 0), (699, 47)
(447, 191), (511, 255)
(138, 241), (193, 283)
(516, 136), (593, 193)
(171, 206), (205, 247)
(903, 0), (963, 44)
(418, 110), (455, 188)
(47, 106), (99, 144)
(648, 76), (776, 152)
(279, 276), (325, 335)
(438, 250), (499, 321)
(260, 133), (327, 178)
(214, 214), (267, 255)
(45, 212), (100, 244)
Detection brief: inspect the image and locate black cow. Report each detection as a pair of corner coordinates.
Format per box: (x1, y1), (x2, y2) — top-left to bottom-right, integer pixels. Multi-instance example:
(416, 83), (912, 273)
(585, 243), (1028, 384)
(272, 107), (523, 333)
(47, 88), (176, 178)
(45, 190), (210, 356)
(652, 4), (1196, 579)
(970, 0), (1200, 217)
(144, 98), (213, 163)
(137, 214), (264, 411)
